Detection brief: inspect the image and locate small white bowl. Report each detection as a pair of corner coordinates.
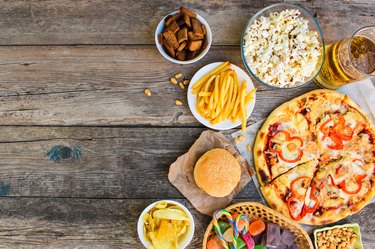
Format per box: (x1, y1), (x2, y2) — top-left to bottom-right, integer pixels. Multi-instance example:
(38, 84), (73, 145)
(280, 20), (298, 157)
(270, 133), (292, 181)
(137, 200), (195, 248)
(155, 10), (212, 64)
(187, 62), (256, 130)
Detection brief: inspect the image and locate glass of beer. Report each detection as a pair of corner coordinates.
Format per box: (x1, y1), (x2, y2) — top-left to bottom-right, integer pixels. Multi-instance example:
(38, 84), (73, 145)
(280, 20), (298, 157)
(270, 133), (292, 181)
(315, 26), (375, 89)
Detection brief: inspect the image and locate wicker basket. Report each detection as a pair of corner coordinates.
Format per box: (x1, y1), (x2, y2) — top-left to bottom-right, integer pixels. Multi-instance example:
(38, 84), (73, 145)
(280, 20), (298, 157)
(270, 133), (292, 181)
(202, 202), (313, 249)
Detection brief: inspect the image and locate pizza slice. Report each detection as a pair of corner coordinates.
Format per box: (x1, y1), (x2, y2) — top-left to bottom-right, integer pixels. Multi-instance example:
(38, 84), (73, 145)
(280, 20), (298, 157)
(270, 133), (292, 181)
(307, 154), (375, 225)
(254, 111), (319, 186)
(260, 159), (319, 224)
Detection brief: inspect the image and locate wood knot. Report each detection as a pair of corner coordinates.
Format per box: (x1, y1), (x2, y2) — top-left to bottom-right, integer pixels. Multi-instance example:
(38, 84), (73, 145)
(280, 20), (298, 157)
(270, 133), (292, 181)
(47, 145), (81, 161)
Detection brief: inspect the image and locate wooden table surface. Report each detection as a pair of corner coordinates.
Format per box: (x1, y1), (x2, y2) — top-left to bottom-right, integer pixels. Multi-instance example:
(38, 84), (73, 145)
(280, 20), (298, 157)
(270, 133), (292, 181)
(0, 0), (374, 248)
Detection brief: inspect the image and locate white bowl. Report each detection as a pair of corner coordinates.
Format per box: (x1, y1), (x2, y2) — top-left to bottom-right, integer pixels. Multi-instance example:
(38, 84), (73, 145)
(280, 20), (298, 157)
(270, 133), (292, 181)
(137, 200), (195, 248)
(155, 10), (212, 64)
(187, 62), (256, 130)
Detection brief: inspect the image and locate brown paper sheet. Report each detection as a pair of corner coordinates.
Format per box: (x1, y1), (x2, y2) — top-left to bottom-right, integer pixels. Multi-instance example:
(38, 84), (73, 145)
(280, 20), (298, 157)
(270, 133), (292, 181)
(168, 130), (254, 216)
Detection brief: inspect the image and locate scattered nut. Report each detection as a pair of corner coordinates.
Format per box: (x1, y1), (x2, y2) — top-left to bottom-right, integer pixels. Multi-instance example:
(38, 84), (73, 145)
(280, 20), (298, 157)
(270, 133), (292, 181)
(183, 79), (190, 85)
(246, 144), (252, 152)
(175, 99), (183, 105)
(175, 73), (183, 79)
(238, 135), (245, 141)
(170, 77), (178, 84)
(144, 89), (152, 96)
(179, 82), (185, 89)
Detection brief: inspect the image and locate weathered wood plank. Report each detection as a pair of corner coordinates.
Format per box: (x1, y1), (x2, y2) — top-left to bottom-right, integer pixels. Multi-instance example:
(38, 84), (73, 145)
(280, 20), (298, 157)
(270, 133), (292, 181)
(0, 197), (372, 248)
(0, 198), (208, 248)
(0, 45), (319, 126)
(0, 126), (261, 200)
(0, 0), (373, 45)
(0, 0), (281, 45)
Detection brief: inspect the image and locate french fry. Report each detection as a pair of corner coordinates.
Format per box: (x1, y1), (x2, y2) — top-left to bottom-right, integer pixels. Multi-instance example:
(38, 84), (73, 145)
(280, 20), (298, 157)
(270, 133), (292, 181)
(245, 88), (257, 103)
(231, 77), (241, 118)
(213, 75), (220, 109)
(198, 92), (212, 97)
(222, 76), (234, 120)
(192, 62), (230, 91)
(240, 80), (247, 131)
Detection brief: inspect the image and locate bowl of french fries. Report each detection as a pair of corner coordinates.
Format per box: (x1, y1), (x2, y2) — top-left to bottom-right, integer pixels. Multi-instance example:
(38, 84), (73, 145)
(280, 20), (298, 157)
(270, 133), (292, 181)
(137, 200), (195, 249)
(188, 61), (257, 131)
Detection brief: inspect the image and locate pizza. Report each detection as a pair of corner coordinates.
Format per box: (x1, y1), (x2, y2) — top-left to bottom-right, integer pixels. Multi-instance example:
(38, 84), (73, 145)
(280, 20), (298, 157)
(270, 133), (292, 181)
(254, 89), (375, 225)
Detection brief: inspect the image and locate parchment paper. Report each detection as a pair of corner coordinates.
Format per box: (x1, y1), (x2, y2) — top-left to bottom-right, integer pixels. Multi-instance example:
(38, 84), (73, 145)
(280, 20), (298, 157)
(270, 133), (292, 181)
(168, 130), (254, 216)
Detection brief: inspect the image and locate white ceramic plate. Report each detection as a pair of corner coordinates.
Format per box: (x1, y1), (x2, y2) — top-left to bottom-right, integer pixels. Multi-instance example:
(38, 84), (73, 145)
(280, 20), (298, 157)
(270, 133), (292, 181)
(187, 62), (256, 130)
(137, 200), (195, 249)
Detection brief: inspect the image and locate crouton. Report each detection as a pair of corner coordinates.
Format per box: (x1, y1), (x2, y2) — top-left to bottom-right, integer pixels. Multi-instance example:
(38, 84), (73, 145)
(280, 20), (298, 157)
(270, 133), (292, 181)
(163, 30), (179, 49)
(183, 14), (191, 28)
(165, 20), (179, 33)
(188, 40), (202, 51)
(191, 18), (203, 35)
(180, 6), (197, 18)
(163, 39), (175, 58)
(177, 28), (188, 43)
(165, 13), (181, 26)
(177, 41), (187, 51)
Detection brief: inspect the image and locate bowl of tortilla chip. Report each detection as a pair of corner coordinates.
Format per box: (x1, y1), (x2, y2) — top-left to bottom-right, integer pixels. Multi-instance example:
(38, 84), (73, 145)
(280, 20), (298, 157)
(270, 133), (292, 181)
(137, 200), (195, 248)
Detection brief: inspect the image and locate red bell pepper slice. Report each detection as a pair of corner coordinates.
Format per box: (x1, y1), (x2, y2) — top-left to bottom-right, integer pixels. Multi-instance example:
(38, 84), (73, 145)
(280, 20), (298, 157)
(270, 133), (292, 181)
(327, 133), (344, 150)
(320, 118), (332, 141)
(268, 130), (303, 163)
(287, 196), (304, 221)
(331, 160), (367, 194)
(320, 114), (354, 150)
(303, 186), (320, 214)
(290, 176), (311, 197)
(339, 174), (366, 194)
(335, 165), (343, 175)
(330, 175), (339, 188)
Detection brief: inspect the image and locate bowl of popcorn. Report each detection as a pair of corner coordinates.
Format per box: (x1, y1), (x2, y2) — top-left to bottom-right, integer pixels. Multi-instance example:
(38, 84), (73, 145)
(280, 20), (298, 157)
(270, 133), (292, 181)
(241, 3), (325, 88)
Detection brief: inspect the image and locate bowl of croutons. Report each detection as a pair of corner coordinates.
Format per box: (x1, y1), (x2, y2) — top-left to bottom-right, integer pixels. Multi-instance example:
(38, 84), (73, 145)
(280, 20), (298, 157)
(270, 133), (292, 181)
(155, 6), (212, 64)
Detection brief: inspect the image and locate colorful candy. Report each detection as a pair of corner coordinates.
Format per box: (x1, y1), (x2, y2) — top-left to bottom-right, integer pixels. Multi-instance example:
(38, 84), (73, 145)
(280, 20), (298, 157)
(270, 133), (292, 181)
(233, 214), (249, 236)
(207, 237), (223, 249)
(249, 220), (266, 236)
(254, 245), (266, 249)
(212, 210), (234, 249)
(241, 232), (255, 249)
(212, 210), (252, 249)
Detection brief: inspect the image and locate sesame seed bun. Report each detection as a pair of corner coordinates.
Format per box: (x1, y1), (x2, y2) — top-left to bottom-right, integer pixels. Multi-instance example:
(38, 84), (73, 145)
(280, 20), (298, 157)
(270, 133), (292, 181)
(193, 148), (241, 198)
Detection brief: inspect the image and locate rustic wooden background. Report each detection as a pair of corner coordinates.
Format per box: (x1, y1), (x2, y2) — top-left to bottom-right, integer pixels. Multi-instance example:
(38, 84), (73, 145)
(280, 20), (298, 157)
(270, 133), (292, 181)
(0, 0), (373, 248)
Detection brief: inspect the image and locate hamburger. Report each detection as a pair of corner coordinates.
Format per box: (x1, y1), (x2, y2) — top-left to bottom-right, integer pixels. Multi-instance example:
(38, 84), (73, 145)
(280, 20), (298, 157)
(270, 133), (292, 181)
(194, 148), (241, 197)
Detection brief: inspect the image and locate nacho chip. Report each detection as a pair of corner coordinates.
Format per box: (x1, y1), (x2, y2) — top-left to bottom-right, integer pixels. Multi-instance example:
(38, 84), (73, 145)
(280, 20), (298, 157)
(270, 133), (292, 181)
(153, 208), (189, 221)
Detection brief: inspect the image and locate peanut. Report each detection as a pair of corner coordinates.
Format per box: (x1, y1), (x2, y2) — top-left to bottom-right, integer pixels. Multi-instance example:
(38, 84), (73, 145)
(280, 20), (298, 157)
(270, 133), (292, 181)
(170, 77), (178, 84)
(179, 82), (185, 89)
(144, 89), (152, 96)
(246, 144), (252, 152)
(175, 73), (183, 79)
(183, 79), (190, 85)
(175, 99), (183, 106)
(238, 135), (245, 141)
